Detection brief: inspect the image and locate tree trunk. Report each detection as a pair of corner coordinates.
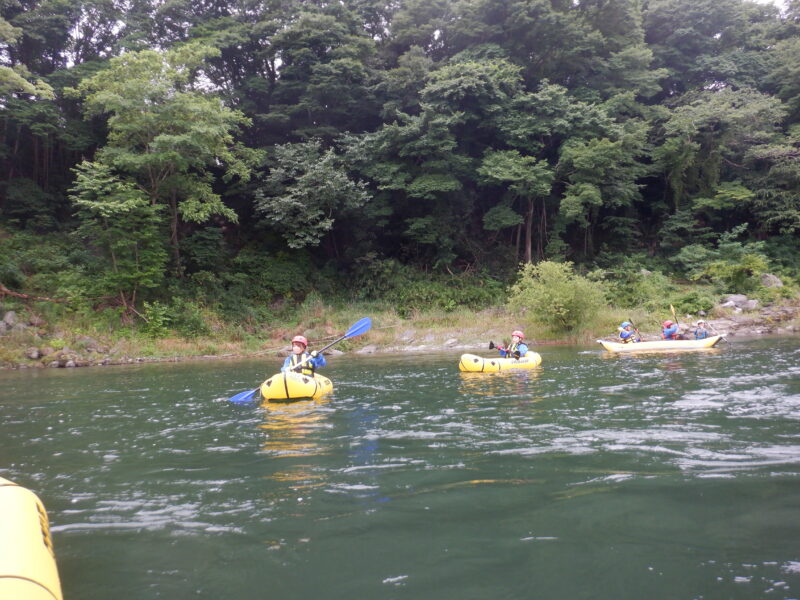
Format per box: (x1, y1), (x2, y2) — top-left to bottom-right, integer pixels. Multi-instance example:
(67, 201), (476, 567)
(170, 189), (182, 276)
(524, 197), (534, 263)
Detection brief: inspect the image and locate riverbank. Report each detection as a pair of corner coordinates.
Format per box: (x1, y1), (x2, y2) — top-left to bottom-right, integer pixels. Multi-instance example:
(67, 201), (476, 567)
(1, 294), (799, 370)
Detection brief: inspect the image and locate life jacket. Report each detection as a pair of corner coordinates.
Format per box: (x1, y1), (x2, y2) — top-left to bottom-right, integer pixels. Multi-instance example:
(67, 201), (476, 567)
(694, 328), (709, 340)
(506, 340), (527, 356)
(289, 352), (315, 376)
(619, 329), (637, 343)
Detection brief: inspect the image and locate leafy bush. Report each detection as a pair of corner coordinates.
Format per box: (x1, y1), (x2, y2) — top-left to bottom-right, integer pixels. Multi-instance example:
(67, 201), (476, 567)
(507, 261), (606, 332)
(351, 256), (502, 316)
(142, 301), (171, 338)
(672, 290), (717, 315)
(590, 266), (676, 312)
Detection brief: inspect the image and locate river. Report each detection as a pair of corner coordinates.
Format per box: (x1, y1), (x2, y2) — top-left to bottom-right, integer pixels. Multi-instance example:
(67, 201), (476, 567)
(1, 337), (799, 599)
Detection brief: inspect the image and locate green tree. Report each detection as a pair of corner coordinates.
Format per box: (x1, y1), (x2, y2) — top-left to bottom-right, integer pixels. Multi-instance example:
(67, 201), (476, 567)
(70, 161), (167, 312)
(70, 42), (255, 271)
(478, 149), (553, 263)
(255, 140), (371, 251)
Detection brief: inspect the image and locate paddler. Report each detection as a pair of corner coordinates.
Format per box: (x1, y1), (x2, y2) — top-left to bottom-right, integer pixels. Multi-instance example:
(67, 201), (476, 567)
(617, 321), (641, 343)
(281, 335), (326, 375)
(489, 330), (529, 359)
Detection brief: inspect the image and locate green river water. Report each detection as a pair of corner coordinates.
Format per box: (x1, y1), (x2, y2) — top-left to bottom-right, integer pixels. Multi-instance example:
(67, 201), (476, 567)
(1, 337), (799, 600)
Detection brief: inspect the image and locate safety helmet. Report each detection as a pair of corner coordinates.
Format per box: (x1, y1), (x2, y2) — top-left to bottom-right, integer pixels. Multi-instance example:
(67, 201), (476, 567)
(620, 321), (632, 328)
(697, 319), (706, 324)
(662, 320), (673, 327)
(291, 335), (308, 347)
(511, 330), (524, 339)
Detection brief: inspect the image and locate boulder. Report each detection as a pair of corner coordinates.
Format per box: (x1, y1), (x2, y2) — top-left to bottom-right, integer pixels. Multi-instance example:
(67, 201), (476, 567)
(742, 299), (760, 311)
(760, 273), (783, 288)
(2, 311), (17, 326)
(723, 294), (749, 306)
(0, 321), (8, 334)
(28, 314), (45, 327)
(356, 344), (378, 354)
(25, 347), (40, 360)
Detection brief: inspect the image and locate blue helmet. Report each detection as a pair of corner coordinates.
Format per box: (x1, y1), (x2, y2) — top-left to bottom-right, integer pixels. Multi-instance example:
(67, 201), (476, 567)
(620, 321), (632, 328)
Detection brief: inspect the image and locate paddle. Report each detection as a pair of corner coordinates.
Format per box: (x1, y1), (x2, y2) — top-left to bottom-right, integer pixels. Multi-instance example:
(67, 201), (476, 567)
(669, 304), (685, 340)
(227, 317), (372, 404)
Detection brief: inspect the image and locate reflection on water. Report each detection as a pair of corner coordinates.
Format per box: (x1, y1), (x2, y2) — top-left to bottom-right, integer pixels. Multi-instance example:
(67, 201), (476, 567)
(458, 368), (541, 398)
(259, 397), (332, 458)
(259, 397), (333, 491)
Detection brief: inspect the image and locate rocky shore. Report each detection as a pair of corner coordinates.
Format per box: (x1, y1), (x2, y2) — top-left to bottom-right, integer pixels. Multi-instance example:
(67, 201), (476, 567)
(1, 293), (799, 369)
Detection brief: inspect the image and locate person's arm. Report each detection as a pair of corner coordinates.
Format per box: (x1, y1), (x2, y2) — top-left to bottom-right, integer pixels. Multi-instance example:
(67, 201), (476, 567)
(280, 356), (291, 372)
(310, 351), (326, 368)
(517, 343), (528, 357)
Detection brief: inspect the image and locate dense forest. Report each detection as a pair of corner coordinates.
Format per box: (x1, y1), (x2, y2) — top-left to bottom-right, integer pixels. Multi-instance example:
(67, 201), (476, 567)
(1, 0), (799, 335)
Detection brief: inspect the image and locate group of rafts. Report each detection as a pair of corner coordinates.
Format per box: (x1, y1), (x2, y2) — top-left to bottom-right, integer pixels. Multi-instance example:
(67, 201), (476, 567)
(237, 318), (723, 403)
(2, 321), (724, 589)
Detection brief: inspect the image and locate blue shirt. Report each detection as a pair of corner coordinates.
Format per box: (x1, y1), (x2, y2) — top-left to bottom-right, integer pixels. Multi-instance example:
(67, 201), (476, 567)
(694, 328), (709, 340)
(662, 324), (679, 339)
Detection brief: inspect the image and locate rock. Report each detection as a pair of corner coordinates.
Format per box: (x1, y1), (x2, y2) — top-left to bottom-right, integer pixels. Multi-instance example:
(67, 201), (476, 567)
(356, 344), (378, 354)
(719, 301), (736, 309)
(48, 361), (60, 368)
(3, 311), (17, 326)
(64, 360), (76, 368)
(444, 338), (458, 346)
(698, 310), (706, 316)
(25, 347), (40, 360)
(723, 294), (749, 306)
(28, 315), (45, 327)
(761, 273), (783, 288)
(0, 321), (7, 334)
(639, 269), (652, 276)
(400, 330), (416, 342)
(742, 299), (760, 311)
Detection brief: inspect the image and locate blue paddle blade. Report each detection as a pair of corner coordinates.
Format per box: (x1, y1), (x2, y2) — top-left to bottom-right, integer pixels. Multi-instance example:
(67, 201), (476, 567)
(228, 388), (259, 404)
(345, 317), (372, 338)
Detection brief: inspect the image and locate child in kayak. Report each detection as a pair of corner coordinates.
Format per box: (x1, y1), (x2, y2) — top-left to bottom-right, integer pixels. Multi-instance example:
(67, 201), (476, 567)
(617, 321), (641, 343)
(281, 335), (326, 375)
(661, 320), (685, 340)
(489, 330), (529, 359)
(693, 319), (710, 340)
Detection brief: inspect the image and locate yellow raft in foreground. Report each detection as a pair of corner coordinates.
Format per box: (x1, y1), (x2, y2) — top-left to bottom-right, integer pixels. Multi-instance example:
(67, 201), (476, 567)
(0, 477), (63, 600)
(458, 352), (543, 372)
(597, 335), (722, 353)
(260, 371), (334, 401)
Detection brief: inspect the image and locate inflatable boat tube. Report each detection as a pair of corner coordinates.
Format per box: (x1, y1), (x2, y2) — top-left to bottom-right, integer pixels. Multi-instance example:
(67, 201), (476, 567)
(458, 352), (543, 372)
(260, 371), (334, 401)
(0, 477), (63, 600)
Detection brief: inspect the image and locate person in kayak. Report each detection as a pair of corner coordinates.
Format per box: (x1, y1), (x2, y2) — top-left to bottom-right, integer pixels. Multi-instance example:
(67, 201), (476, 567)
(617, 321), (641, 343)
(661, 320), (683, 340)
(489, 330), (528, 359)
(693, 319), (710, 340)
(281, 335), (326, 375)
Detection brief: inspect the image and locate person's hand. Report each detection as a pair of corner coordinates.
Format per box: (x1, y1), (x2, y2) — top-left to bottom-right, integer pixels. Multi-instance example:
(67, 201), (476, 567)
(513, 350), (521, 359)
(310, 350), (319, 358)
(489, 341), (495, 349)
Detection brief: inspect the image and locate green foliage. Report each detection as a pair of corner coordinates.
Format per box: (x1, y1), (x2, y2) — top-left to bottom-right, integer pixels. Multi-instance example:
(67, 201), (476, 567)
(672, 290), (717, 315)
(255, 140), (371, 249)
(590, 266), (676, 312)
(142, 301), (171, 338)
(351, 256), (502, 317)
(507, 261), (607, 332)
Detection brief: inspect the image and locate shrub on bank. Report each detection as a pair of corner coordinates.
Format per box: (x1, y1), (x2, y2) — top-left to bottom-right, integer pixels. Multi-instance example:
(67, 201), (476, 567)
(507, 261), (606, 333)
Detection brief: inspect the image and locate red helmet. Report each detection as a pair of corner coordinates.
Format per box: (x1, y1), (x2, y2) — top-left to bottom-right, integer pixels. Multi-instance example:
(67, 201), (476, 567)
(662, 320), (673, 327)
(291, 335), (308, 347)
(511, 330), (524, 339)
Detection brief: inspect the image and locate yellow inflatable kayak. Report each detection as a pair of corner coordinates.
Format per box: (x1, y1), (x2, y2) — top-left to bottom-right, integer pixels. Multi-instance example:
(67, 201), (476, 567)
(260, 371), (333, 401)
(0, 477), (63, 600)
(458, 352), (542, 372)
(597, 335), (722, 353)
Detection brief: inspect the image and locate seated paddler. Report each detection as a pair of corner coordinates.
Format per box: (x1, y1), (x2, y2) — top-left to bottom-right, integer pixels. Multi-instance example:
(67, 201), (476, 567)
(489, 330), (528, 359)
(281, 335), (326, 375)
(617, 321), (640, 343)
